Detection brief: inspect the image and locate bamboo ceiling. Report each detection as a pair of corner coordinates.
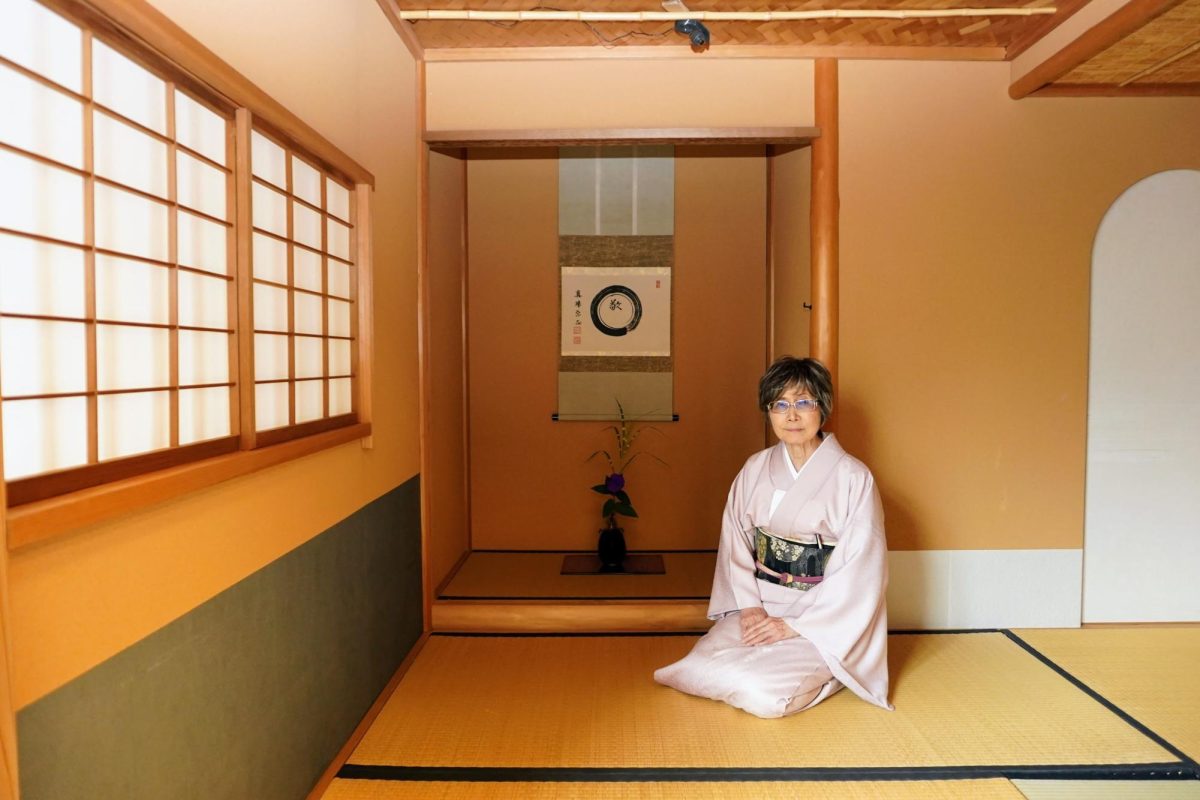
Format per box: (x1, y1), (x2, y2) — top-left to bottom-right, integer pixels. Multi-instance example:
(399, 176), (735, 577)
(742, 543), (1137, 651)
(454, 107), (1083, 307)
(1051, 0), (1200, 91)
(397, 0), (1060, 52)
(390, 0), (1200, 96)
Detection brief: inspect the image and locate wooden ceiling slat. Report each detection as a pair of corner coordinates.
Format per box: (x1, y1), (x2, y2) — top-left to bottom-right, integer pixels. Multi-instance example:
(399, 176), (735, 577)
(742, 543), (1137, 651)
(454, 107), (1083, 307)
(424, 126), (820, 147)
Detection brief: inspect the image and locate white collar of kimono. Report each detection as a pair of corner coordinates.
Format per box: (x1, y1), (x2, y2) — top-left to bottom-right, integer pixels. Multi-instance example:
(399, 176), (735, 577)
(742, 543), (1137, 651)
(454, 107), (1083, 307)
(768, 433), (844, 492)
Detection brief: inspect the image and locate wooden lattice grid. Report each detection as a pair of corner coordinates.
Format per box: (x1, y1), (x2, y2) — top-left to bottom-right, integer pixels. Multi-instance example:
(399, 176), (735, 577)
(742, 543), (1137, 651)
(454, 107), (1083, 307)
(397, 0), (1059, 50)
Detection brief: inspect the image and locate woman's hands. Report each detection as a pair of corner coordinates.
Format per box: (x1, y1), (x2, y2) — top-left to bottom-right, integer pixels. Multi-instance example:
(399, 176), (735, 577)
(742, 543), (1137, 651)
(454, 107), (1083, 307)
(739, 607), (799, 646)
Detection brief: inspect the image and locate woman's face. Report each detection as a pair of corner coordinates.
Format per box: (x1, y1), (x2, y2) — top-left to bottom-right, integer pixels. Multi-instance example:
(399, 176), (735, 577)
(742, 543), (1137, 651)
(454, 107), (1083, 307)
(768, 384), (823, 451)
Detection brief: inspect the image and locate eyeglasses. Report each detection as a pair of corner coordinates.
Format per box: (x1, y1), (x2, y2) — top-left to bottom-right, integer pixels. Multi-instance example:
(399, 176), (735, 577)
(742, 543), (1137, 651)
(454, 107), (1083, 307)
(766, 398), (821, 415)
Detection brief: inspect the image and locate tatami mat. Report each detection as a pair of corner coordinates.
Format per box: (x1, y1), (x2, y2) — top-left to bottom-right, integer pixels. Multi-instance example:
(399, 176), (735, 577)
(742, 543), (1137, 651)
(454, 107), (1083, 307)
(1014, 779), (1200, 800)
(439, 552), (715, 599)
(324, 777), (1026, 799)
(1014, 628), (1200, 763)
(346, 632), (1174, 771)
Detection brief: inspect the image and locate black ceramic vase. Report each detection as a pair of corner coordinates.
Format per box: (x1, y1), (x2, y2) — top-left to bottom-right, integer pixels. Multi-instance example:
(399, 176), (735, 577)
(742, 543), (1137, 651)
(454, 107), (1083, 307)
(597, 525), (627, 572)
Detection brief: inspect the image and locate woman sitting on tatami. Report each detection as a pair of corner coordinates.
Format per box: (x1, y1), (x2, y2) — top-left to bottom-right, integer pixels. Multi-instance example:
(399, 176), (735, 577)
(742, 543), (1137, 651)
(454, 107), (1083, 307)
(654, 356), (892, 718)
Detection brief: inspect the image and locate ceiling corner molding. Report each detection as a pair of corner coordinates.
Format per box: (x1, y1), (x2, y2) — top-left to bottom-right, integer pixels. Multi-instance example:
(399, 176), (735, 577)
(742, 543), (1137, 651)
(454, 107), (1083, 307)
(1008, 0), (1186, 99)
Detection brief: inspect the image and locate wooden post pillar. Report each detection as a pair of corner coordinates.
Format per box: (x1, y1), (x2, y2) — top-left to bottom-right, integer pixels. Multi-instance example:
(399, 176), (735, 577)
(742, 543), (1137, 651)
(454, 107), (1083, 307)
(810, 58), (840, 424)
(0, 327), (20, 799)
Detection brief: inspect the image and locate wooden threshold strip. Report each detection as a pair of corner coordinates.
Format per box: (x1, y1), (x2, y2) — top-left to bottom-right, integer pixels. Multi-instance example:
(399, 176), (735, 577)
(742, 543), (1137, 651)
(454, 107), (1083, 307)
(6, 422), (370, 550)
(426, 126), (821, 148)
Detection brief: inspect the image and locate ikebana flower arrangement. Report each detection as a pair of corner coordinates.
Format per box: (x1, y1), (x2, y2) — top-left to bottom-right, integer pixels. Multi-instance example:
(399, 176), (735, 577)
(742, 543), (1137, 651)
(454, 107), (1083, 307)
(587, 401), (665, 568)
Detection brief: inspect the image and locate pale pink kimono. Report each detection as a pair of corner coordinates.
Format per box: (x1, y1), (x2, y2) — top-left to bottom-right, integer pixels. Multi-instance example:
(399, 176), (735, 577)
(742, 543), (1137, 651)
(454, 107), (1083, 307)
(654, 434), (892, 718)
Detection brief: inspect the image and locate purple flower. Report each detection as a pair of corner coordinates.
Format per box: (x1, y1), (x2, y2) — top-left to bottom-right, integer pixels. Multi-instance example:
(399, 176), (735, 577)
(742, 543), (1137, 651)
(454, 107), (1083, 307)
(604, 473), (625, 493)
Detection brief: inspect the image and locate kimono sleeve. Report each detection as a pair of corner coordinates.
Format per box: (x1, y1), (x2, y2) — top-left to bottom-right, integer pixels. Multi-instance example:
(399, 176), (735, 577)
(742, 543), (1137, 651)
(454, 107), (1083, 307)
(707, 459), (765, 619)
(779, 469), (892, 710)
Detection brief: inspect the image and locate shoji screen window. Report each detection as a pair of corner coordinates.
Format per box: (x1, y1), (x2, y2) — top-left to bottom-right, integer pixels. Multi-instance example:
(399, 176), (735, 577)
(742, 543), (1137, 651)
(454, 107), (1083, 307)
(249, 129), (357, 445)
(0, 0), (237, 502)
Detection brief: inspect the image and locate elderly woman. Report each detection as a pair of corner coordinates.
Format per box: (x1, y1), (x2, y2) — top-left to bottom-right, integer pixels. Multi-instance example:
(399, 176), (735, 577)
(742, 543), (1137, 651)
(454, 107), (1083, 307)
(654, 357), (892, 718)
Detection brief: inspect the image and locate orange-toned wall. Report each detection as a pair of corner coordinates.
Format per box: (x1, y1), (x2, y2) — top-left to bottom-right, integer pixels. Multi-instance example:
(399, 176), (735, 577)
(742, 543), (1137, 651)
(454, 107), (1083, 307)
(426, 60), (815, 130)
(836, 60), (1200, 551)
(426, 149), (470, 588)
(430, 57), (1200, 557)
(771, 146), (812, 361)
(467, 147), (769, 550)
(6, 0), (420, 709)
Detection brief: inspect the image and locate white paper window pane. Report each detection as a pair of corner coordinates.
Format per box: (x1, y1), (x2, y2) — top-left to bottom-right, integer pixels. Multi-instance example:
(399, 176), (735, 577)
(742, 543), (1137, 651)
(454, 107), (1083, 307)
(251, 232), (287, 284)
(2, 397), (88, 480)
(98, 390), (169, 460)
(179, 330), (229, 385)
(253, 182), (287, 237)
(295, 336), (323, 379)
(292, 156), (321, 207)
(179, 386), (230, 445)
(0, 318), (85, 396)
(294, 291), (322, 336)
(97, 324), (168, 391)
(251, 131), (285, 187)
(95, 255), (169, 324)
(327, 218), (350, 261)
(0, 0), (82, 94)
(94, 183), (168, 262)
(329, 377), (352, 417)
(0, 67), (84, 168)
(253, 283), (288, 332)
(0, 149), (84, 242)
(255, 382), (288, 431)
(92, 40), (166, 135)
(174, 91), (225, 165)
(293, 203), (321, 250)
(328, 298), (351, 338)
(178, 211), (228, 274)
(93, 111), (167, 198)
(326, 177), (350, 221)
(0, 234), (85, 317)
(295, 378), (323, 423)
(327, 260), (350, 299)
(294, 247), (322, 293)
(177, 151), (226, 219)
(178, 271), (228, 329)
(254, 333), (288, 381)
(328, 339), (351, 376)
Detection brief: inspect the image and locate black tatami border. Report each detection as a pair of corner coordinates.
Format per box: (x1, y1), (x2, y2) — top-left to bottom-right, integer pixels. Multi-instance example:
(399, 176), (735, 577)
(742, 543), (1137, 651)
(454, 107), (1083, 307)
(1001, 629), (1200, 774)
(338, 763), (1196, 783)
(439, 595), (710, 601)
(341, 629), (1200, 784)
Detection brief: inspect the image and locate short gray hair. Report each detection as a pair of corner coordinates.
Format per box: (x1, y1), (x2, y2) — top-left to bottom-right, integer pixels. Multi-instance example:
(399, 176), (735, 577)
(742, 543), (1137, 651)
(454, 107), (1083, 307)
(758, 357), (833, 423)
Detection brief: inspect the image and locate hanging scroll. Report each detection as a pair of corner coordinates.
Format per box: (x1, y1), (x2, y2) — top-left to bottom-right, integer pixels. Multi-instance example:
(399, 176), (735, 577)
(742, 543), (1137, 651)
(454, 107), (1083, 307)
(557, 146), (674, 422)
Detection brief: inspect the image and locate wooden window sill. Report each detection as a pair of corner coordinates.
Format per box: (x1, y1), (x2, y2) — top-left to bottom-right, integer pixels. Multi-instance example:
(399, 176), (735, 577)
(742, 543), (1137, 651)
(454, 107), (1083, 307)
(6, 422), (371, 551)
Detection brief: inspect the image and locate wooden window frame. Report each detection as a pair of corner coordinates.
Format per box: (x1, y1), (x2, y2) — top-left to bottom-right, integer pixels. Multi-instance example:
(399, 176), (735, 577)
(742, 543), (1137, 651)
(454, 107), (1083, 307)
(2, 0), (375, 550)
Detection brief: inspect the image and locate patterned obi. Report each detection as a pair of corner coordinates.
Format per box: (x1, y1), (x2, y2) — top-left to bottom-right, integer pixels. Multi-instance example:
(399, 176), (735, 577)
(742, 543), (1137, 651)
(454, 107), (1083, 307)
(754, 527), (835, 591)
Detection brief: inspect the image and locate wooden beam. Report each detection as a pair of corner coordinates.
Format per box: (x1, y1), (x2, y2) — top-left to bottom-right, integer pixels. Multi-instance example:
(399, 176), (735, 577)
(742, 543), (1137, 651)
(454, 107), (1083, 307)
(0, 329), (19, 800)
(431, 600), (712, 633)
(426, 127), (820, 148)
(1033, 81), (1200, 96)
(422, 44), (1007, 63)
(375, 0), (425, 62)
(44, 0), (375, 185)
(1009, 0), (1185, 99)
(810, 59), (839, 424)
(7, 423), (372, 550)
(416, 60), (434, 634)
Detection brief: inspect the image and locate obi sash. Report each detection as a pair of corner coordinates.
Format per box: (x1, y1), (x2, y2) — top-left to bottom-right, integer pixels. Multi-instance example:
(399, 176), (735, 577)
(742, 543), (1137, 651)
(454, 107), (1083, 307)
(754, 527), (835, 591)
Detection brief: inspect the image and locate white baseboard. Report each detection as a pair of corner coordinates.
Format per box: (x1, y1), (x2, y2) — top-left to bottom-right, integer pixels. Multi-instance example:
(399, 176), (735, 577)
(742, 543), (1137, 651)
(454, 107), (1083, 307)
(887, 549), (1083, 630)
